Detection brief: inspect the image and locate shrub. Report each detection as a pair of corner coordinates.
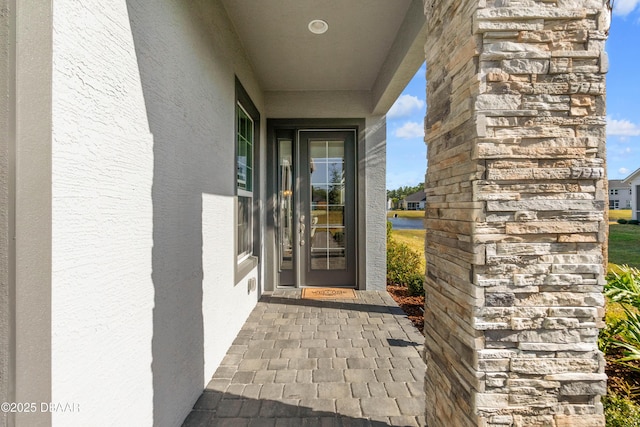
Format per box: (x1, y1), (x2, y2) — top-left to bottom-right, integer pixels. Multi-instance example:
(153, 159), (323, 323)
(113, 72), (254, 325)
(407, 272), (425, 297)
(630, 220), (640, 225)
(618, 219), (629, 224)
(387, 239), (423, 286)
(604, 266), (640, 370)
(604, 393), (640, 427)
(599, 318), (625, 354)
(387, 220), (425, 288)
(606, 266), (640, 309)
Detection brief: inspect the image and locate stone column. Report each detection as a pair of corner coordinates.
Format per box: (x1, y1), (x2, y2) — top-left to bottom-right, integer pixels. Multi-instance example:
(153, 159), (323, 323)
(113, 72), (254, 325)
(423, 0), (609, 425)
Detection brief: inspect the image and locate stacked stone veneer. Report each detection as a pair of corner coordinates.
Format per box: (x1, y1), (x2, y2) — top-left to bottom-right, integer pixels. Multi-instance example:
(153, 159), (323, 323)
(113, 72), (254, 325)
(423, 0), (609, 425)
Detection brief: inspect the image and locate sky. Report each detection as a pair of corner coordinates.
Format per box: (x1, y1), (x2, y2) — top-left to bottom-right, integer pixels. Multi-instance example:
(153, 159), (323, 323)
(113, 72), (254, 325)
(386, 2), (640, 190)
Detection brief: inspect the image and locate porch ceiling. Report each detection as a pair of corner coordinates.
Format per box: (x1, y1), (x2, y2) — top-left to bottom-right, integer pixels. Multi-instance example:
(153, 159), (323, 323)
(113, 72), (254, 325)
(221, 0), (426, 114)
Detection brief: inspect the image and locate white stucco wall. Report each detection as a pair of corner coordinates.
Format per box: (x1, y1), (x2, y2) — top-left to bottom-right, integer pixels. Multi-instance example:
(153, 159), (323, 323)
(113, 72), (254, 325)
(51, 1), (155, 425)
(363, 116), (387, 290)
(51, 1), (263, 426)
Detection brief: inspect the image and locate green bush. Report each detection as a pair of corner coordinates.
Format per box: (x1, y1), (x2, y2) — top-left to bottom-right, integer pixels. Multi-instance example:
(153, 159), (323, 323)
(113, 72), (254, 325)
(604, 393), (640, 427)
(387, 220), (425, 289)
(387, 240), (423, 286)
(618, 219), (629, 224)
(604, 266), (640, 370)
(603, 266), (640, 424)
(599, 318), (624, 354)
(606, 266), (640, 310)
(630, 220), (640, 225)
(407, 272), (425, 297)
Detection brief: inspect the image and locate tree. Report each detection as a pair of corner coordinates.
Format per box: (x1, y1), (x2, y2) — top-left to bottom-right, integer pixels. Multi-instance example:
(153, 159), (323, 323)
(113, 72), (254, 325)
(386, 183), (424, 204)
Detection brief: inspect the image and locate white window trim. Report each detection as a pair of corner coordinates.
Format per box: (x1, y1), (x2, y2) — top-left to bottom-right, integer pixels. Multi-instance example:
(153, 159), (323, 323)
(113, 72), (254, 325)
(234, 78), (260, 285)
(236, 102), (254, 264)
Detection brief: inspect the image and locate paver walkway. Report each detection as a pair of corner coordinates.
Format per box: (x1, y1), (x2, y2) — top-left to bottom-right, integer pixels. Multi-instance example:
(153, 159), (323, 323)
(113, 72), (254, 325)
(182, 290), (426, 427)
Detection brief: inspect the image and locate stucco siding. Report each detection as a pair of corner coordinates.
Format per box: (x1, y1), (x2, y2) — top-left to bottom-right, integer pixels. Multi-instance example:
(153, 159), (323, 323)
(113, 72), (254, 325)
(0, 1), (12, 425)
(51, 1), (263, 426)
(363, 116), (387, 290)
(608, 180), (632, 209)
(51, 1), (154, 425)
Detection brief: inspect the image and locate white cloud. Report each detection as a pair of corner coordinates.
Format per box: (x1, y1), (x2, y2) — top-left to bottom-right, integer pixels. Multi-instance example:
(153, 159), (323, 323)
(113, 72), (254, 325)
(394, 121), (424, 139)
(619, 167), (630, 175)
(607, 117), (640, 136)
(614, 0), (640, 16)
(388, 95), (425, 119)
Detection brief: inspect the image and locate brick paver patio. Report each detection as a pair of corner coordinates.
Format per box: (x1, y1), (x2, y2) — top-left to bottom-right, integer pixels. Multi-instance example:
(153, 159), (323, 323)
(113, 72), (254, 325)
(182, 290), (426, 426)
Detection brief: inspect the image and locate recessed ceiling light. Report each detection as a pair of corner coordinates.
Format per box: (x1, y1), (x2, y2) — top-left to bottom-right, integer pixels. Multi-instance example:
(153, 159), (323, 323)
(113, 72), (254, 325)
(308, 19), (328, 35)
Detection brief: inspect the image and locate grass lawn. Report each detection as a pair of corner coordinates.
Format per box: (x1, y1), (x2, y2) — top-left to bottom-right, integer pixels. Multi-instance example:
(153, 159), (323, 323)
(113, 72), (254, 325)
(606, 224), (640, 337)
(609, 224), (640, 270)
(609, 209), (633, 221)
(386, 210), (425, 219)
(391, 229), (425, 252)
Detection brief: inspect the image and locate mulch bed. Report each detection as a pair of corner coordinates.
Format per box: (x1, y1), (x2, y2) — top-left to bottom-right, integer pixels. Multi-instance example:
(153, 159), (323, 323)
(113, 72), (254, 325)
(387, 284), (425, 335)
(606, 348), (640, 400)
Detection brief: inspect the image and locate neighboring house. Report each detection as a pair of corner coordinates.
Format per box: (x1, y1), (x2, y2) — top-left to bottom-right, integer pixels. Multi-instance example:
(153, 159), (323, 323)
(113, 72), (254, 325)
(0, 1), (610, 427)
(608, 179), (632, 210)
(401, 189), (427, 210)
(623, 168), (640, 220)
(387, 198), (394, 210)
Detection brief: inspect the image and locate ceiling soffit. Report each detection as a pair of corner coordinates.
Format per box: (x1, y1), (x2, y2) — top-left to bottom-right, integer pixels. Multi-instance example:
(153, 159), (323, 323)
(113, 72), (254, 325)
(221, 0), (420, 98)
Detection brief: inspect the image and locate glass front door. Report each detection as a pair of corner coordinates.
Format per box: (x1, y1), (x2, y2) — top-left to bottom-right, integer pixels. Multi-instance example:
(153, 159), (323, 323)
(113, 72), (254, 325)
(274, 130), (356, 287)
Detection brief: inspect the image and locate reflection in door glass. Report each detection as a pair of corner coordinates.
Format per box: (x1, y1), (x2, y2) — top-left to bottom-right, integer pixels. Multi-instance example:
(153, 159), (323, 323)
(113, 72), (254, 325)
(309, 140), (346, 270)
(278, 140), (293, 270)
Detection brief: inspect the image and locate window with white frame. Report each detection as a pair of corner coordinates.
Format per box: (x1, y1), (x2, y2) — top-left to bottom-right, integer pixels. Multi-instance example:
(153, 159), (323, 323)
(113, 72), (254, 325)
(236, 102), (254, 263)
(610, 199), (619, 209)
(234, 78), (260, 281)
(610, 188), (619, 196)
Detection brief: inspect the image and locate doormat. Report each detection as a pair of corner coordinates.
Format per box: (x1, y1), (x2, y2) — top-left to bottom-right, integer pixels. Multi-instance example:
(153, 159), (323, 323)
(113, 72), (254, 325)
(301, 288), (357, 300)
